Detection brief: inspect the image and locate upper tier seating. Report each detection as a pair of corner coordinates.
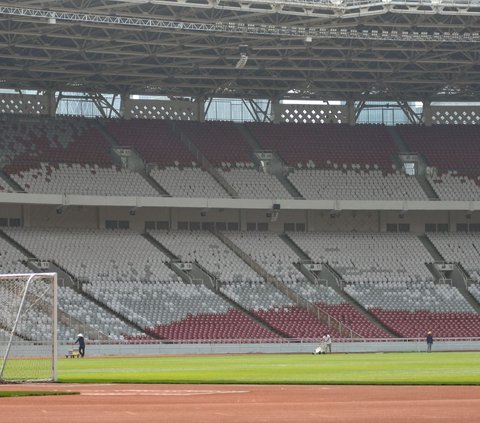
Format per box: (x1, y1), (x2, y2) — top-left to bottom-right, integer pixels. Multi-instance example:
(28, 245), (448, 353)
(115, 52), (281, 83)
(177, 121), (252, 166)
(426, 233), (480, 282)
(10, 162), (158, 196)
(0, 175), (14, 193)
(426, 171), (480, 201)
(288, 168), (427, 200)
(175, 121), (292, 199)
(106, 119), (230, 197)
(397, 124), (480, 172)
(246, 122), (427, 200)
(0, 116), (111, 166)
(287, 232), (434, 284)
(219, 165), (292, 199)
(397, 125), (480, 200)
(247, 122), (397, 169)
(149, 165), (230, 198)
(0, 116), (158, 196)
(106, 119), (195, 167)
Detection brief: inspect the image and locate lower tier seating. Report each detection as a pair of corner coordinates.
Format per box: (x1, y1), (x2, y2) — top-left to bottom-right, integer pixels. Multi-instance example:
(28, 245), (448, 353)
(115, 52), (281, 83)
(220, 280), (337, 338)
(253, 306), (341, 339)
(370, 309), (480, 338)
(318, 303), (391, 338)
(150, 309), (280, 342)
(345, 281), (480, 337)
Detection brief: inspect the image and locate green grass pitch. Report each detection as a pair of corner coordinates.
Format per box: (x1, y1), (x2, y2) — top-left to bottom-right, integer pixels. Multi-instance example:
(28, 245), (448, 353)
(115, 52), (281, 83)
(58, 351), (480, 385)
(0, 391), (79, 398)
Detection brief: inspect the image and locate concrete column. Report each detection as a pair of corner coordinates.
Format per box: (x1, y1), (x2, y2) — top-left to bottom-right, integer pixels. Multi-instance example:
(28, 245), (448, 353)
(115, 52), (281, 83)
(423, 100), (432, 126)
(120, 93), (129, 119)
(46, 91), (56, 117)
(271, 99), (281, 123)
(196, 97), (205, 122)
(346, 100), (356, 125)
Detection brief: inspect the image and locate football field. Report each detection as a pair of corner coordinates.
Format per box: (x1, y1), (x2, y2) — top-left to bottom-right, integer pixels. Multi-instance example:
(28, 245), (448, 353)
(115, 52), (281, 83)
(58, 351), (480, 385)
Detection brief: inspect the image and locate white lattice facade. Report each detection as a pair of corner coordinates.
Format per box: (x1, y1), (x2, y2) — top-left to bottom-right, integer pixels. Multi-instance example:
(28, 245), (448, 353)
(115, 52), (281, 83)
(273, 103), (347, 124)
(430, 106), (480, 125)
(0, 94), (49, 115)
(123, 99), (198, 120)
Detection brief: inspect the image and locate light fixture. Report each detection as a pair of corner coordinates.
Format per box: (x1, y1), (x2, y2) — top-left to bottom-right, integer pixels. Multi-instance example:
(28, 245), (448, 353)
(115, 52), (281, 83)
(235, 45), (248, 69)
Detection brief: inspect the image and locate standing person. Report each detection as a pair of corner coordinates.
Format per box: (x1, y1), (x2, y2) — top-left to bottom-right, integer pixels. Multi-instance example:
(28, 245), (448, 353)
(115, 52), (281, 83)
(325, 334), (332, 354)
(75, 333), (86, 358)
(426, 331), (433, 353)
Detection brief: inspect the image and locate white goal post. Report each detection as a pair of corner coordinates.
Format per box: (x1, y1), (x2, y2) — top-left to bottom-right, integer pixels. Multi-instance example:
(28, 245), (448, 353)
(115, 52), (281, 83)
(0, 273), (58, 383)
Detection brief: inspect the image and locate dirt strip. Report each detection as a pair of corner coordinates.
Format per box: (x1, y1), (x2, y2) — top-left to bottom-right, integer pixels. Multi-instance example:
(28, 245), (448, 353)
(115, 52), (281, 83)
(1, 384), (479, 423)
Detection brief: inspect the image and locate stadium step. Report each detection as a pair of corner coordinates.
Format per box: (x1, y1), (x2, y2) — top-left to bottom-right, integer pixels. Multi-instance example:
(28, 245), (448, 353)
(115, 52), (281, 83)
(0, 170), (25, 193)
(170, 120), (239, 198)
(418, 235), (444, 262)
(450, 266), (480, 313)
(319, 262), (400, 338)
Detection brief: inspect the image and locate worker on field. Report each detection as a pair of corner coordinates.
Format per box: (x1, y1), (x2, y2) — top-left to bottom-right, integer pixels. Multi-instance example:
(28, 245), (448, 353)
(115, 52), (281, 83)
(426, 331), (433, 353)
(324, 334), (332, 353)
(75, 333), (86, 357)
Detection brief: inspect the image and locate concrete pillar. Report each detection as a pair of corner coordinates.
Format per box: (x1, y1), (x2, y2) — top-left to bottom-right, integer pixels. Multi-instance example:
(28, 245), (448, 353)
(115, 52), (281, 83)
(196, 97), (205, 122)
(346, 100), (356, 126)
(269, 98), (279, 123)
(46, 90), (56, 117)
(423, 100), (432, 126)
(120, 93), (129, 119)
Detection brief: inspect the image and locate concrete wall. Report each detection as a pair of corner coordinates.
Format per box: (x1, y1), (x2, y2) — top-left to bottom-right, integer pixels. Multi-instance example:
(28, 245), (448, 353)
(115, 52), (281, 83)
(3, 204), (480, 236)
(55, 339), (480, 357)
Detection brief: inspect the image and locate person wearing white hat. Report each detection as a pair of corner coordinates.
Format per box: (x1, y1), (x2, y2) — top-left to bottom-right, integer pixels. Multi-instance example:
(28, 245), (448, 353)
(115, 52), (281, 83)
(75, 333), (86, 357)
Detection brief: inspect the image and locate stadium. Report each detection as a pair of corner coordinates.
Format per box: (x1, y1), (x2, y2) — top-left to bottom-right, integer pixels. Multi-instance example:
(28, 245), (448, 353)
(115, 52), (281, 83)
(0, 0), (480, 421)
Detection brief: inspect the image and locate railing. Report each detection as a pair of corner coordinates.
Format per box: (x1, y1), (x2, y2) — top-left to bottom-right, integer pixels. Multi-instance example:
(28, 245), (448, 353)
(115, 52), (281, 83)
(454, 261), (474, 288)
(438, 278), (453, 286)
(56, 336), (480, 347)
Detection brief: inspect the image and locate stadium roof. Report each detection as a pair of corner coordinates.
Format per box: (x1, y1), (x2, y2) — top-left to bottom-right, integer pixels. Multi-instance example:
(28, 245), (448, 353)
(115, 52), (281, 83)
(1, 0), (480, 102)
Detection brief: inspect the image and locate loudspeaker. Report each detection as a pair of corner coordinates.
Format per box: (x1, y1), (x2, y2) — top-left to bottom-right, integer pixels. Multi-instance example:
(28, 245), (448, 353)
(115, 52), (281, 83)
(273, 203), (281, 210)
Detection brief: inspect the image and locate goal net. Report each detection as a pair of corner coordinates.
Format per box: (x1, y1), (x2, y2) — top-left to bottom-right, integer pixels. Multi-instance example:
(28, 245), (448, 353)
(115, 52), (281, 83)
(0, 273), (57, 383)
